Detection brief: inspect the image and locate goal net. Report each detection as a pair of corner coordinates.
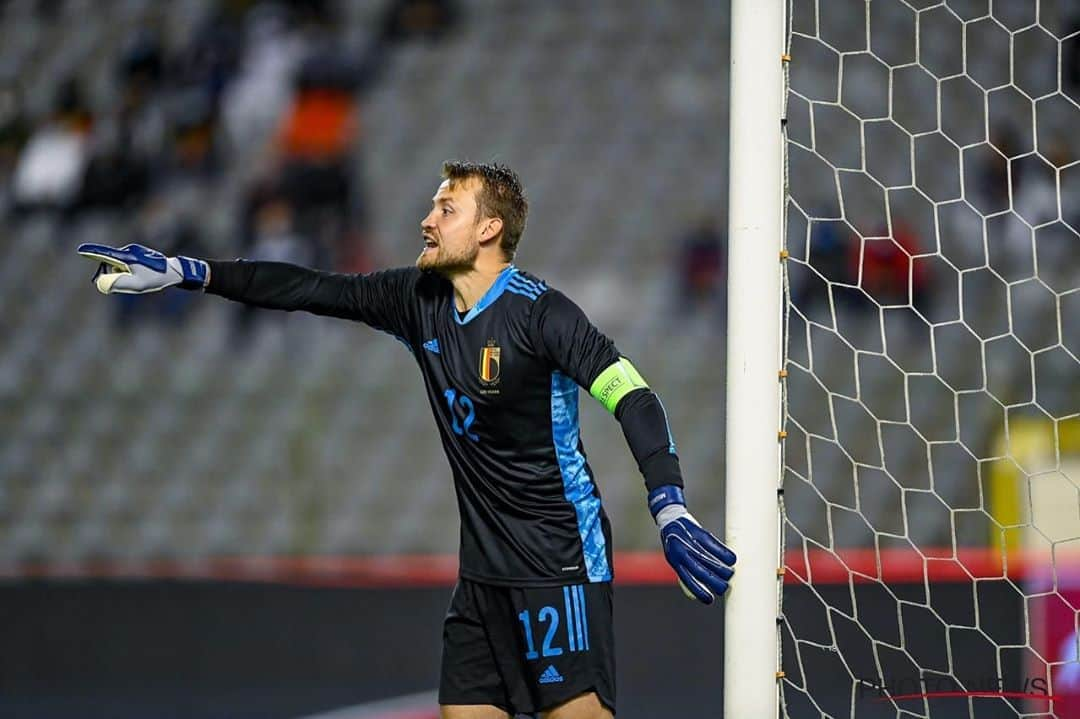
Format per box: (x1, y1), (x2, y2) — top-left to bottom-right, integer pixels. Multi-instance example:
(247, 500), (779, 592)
(779, 2), (1080, 717)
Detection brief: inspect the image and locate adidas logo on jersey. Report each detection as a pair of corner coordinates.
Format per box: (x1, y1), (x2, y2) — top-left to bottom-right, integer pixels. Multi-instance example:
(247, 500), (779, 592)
(423, 339), (440, 354)
(538, 665), (564, 684)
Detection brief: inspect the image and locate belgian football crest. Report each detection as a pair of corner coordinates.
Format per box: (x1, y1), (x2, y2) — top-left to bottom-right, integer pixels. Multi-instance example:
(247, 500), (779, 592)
(479, 340), (501, 385)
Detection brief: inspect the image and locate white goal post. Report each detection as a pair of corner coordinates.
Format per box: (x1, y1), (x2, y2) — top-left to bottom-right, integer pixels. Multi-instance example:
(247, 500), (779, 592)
(724, 2), (787, 718)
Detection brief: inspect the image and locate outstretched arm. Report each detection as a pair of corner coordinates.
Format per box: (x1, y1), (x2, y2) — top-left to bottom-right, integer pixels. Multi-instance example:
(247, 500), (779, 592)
(204, 259), (413, 326)
(77, 243), (419, 335)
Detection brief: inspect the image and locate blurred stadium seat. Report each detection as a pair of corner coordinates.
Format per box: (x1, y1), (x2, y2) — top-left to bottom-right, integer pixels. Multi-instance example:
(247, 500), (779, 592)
(0, 0), (1076, 565)
(0, 0), (731, 566)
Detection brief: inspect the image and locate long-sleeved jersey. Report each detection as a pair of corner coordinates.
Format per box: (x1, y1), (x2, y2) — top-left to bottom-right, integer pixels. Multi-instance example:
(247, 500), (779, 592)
(206, 261), (682, 587)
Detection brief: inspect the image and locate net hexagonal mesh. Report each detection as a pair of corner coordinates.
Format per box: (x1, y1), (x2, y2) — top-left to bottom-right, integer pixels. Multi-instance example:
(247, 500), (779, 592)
(779, 1), (1080, 717)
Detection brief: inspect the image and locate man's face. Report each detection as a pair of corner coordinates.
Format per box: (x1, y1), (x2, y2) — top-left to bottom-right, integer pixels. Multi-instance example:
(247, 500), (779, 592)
(417, 178), (484, 272)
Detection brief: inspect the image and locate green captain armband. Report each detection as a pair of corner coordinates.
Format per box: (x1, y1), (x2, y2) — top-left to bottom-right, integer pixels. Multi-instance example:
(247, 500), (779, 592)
(589, 358), (649, 413)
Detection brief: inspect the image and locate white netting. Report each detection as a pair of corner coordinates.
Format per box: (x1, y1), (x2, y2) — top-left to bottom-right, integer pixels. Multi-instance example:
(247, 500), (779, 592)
(780, 1), (1080, 717)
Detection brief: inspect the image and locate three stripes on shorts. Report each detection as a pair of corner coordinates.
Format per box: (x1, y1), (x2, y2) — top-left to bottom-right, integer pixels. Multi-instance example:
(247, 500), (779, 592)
(563, 584), (589, 652)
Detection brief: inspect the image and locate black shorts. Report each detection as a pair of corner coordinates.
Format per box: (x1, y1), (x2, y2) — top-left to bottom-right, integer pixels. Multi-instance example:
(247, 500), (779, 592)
(438, 578), (616, 716)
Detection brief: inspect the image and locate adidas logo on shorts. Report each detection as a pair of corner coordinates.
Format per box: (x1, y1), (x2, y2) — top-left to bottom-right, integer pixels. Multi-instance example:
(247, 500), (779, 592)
(538, 665), (564, 684)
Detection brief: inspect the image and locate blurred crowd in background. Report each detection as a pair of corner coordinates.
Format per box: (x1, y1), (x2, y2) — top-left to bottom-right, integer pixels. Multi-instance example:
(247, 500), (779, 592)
(791, 116), (1080, 317)
(0, 0), (733, 563)
(1, 0), (1078, 563)
(5, 1), (1080, 331)
(1, 0), (465, 327)
(0, 0), (735, 331)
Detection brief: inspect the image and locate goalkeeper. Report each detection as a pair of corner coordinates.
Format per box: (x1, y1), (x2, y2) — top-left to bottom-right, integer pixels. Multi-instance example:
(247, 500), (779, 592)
(78, 161), (735, 719)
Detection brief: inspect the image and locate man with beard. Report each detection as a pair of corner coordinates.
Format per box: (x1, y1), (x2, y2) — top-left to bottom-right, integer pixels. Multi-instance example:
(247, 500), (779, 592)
(78, 161), (735, 719)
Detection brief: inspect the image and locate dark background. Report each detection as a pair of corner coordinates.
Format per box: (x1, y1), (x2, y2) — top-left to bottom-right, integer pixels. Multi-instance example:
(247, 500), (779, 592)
(0, 580), (728, 718)
(0, 579), (1023, 719)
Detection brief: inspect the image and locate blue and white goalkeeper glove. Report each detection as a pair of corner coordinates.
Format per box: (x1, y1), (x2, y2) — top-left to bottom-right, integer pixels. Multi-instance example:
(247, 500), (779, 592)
(76, 243), (209, 294)
(649, 485), (736, 604)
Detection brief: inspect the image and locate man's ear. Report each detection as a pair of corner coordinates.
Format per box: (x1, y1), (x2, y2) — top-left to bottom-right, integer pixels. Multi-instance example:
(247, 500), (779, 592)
(479, 217), (504, 243)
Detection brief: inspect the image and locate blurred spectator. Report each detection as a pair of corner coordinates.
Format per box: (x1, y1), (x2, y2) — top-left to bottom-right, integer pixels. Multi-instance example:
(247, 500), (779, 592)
(1013, 145), (1063, 227)
(980, 127), (1018, 212)
(811, 221), (851, 283)
(76, 30), (167, 212)
(249, 195), (312, 265)
(222, 3), (310, 155)
(1065, 9), (1080, 93)
(73, 31), (169, 211)
(162, 89), (221, 182)
(792, 218), (853, 310)
(116, 29), (169, 161)
(856, 222), (929, 309)
(168, 2), (245, 113)
(0, 88), (30, 216)
(10, 79), (93, 213)
(233, 192), (315, 340)
(998, 144), (1067, 273)
(379, 0), (460, 44)
(675, 218), (725, 317)
(74, 36), (164, 212)
(276, 54), (358, 210)
(270, 49), (369, 269)
(278, 0), (334, 25)
(76, 139), (150, 211)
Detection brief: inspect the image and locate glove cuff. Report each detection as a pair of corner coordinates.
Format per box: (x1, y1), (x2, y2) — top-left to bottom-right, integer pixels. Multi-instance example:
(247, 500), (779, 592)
(647, 484), (685, 519)
(655, 504), (692, 530)
(175, 256), (210, 290)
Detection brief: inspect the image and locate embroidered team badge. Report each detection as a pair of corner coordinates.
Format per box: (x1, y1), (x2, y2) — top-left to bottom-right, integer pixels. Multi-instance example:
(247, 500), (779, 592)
(479, 341), (501, 385)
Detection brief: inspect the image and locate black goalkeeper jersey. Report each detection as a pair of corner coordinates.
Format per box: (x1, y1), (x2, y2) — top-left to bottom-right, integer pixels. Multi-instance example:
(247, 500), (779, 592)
(207, 262), (625, 587)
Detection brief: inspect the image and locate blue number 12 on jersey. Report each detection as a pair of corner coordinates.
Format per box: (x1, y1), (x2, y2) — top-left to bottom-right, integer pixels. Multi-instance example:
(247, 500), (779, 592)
(444, 388), (479, 441)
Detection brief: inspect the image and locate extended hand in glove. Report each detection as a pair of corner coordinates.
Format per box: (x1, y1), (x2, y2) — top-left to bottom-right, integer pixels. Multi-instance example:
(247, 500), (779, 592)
(649, 485), (736, 604)
(76, 243), (209, 294)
